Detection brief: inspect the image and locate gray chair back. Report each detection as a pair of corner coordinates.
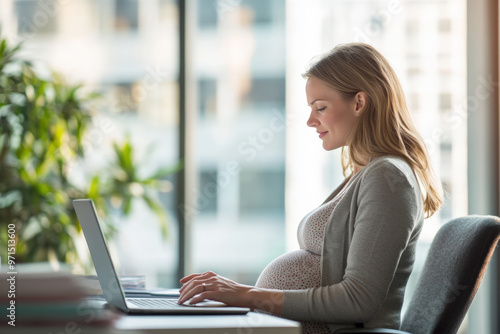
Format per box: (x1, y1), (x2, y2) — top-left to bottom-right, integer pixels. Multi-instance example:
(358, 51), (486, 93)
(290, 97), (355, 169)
(401, 215), (500, 334)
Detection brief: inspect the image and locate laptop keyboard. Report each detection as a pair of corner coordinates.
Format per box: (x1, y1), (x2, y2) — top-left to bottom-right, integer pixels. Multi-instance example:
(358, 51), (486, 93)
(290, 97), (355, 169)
(128, 298), (185, 309)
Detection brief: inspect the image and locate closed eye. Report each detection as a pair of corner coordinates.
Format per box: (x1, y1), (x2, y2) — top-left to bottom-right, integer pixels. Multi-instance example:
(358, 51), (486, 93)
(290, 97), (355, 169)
(317, 107), (326, 112)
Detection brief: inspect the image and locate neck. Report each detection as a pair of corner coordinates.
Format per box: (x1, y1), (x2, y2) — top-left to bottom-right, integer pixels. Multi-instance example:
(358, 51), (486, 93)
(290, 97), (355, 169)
(353, 165), (363, 175)
(352, 156), (372, 175)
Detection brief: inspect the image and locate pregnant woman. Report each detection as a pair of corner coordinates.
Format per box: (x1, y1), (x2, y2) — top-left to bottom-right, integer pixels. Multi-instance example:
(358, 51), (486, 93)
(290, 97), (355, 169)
(177, 42), (443, 333)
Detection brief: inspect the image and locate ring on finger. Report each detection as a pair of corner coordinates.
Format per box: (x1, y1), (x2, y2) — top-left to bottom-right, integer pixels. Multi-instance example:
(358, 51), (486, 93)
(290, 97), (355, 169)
(202, 283), (206, 292)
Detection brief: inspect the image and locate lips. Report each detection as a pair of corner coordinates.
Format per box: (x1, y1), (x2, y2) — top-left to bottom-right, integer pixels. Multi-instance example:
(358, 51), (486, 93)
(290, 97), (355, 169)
(317, 131), (328, 139)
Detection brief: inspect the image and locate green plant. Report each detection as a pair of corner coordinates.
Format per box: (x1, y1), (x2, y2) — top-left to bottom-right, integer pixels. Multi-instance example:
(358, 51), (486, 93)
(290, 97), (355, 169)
(0, 37), (180, 269)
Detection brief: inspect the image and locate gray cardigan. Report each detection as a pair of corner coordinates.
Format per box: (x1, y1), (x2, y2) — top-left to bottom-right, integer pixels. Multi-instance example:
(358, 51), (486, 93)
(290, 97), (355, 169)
(282, 155), (425, 332)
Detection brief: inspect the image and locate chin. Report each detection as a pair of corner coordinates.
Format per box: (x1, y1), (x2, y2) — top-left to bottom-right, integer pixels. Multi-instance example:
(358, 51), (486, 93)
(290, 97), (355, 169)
(322, 142), (341, 151)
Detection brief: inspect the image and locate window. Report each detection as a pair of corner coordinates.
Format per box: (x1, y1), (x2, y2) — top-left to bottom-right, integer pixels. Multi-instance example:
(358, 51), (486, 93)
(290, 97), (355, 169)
(4, 0), (180, 288)
(409, 92), (420, 111)
(198, 170), (218, 214)
(15, 0), (58, 35)
(109, 83), (139, 114)
(190, 0), (287, 285)
(197, 0), (218, 28)
(439, 93), (452, 110)
(239, 168), (285, 215)
(438, 18), (452, 34)
(197, 0), (284, 30)
(198, 78), (217, 118)
(242, 77), (286, 112)
(114, 0), (138, 32)
(406, 19), (419, 35)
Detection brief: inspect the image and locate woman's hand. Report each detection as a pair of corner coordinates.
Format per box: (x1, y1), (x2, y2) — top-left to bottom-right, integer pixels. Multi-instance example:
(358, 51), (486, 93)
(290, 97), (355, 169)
(178, 271), (252, 307)
(178, 271), (284, 315)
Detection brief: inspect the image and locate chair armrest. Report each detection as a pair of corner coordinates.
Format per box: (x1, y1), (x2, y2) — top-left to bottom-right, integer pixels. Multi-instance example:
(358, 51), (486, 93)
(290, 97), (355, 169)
(335, 328), (411, 334)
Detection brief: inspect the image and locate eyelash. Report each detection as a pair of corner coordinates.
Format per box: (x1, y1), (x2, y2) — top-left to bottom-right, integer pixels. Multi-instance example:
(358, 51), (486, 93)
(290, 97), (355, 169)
(317, 107), (326, 112)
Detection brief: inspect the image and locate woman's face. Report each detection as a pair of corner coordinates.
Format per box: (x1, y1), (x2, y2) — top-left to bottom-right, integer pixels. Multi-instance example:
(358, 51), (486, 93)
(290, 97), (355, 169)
(305, 76), (363, 151)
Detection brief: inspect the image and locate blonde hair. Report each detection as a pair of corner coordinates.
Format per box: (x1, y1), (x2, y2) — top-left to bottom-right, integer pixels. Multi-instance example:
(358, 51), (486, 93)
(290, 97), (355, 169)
(303, 43), (443, 218)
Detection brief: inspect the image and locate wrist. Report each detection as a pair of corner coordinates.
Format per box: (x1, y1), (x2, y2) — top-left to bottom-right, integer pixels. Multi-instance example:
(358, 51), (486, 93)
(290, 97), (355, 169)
(248, 287), (284, 316)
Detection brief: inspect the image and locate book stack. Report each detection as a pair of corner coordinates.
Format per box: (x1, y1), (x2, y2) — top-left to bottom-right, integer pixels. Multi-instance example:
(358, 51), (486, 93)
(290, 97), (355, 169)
(0, 271), (118, 330)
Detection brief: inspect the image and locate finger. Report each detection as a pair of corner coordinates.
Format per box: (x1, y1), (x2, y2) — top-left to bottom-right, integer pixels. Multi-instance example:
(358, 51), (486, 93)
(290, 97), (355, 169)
(180, 272), (216, 294)
(178, 285), (205, 305)
(179, 278), (200, 298)
(180, 271), (215, 284)
(188, 291), (214, 305)
(179, 277), (205, 294)
(187, 283), (217, 305)
(179, 279), (193, 293)
(180, 273), (204, 284)
(177, 282), (207, 305)
(179, 276), (203, 294)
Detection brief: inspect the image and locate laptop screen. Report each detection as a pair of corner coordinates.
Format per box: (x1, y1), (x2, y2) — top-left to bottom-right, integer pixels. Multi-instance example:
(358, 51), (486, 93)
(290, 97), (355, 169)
(73, 199), (129, 312)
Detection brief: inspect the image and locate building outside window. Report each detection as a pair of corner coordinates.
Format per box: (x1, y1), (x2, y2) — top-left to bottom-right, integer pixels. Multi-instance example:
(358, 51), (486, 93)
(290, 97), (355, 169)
(190, 0), (287, 284)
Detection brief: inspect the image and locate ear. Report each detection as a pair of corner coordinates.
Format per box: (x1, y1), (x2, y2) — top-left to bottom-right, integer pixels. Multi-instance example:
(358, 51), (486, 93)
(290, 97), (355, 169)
(354, 91), (368, 117)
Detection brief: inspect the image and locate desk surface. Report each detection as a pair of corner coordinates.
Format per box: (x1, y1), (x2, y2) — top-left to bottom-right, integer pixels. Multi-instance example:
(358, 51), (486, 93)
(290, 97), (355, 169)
(4, 311), (301, 334)
(115, 312), (301, 333)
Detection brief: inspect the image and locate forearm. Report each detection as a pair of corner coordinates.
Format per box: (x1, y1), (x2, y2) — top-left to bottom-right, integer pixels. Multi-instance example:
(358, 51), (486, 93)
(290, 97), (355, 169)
(248, 287), (284, 316)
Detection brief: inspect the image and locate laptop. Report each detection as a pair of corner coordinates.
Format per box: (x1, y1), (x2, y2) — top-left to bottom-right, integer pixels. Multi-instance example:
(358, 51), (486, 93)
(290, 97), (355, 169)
(73, 199), (249, 315)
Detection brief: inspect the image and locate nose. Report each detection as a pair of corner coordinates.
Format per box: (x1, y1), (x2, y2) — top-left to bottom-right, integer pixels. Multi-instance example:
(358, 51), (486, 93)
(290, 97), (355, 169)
(307, 110), (319, 128)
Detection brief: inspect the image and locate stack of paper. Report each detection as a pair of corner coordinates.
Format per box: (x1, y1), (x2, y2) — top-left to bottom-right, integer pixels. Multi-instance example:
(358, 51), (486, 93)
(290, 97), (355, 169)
(75, 274), (146, 295)
(0, 272), (118, 328)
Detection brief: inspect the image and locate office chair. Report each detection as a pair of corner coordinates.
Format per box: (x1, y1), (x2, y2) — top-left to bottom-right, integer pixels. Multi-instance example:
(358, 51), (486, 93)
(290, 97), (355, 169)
(337, 215), (500, 334)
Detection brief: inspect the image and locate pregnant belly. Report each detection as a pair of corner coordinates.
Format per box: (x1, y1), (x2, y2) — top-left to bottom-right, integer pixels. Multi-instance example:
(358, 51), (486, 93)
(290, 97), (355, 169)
(255, 249), (321, 290)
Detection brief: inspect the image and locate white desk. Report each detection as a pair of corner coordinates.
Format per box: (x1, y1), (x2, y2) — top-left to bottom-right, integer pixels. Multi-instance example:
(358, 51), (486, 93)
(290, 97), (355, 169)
(4, 312), (301, 334)
(115, 312), (301, 333)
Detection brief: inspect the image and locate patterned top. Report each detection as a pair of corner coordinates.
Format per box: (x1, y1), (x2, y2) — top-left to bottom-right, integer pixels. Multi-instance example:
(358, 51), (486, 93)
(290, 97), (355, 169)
(255, 176), (354, 333)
